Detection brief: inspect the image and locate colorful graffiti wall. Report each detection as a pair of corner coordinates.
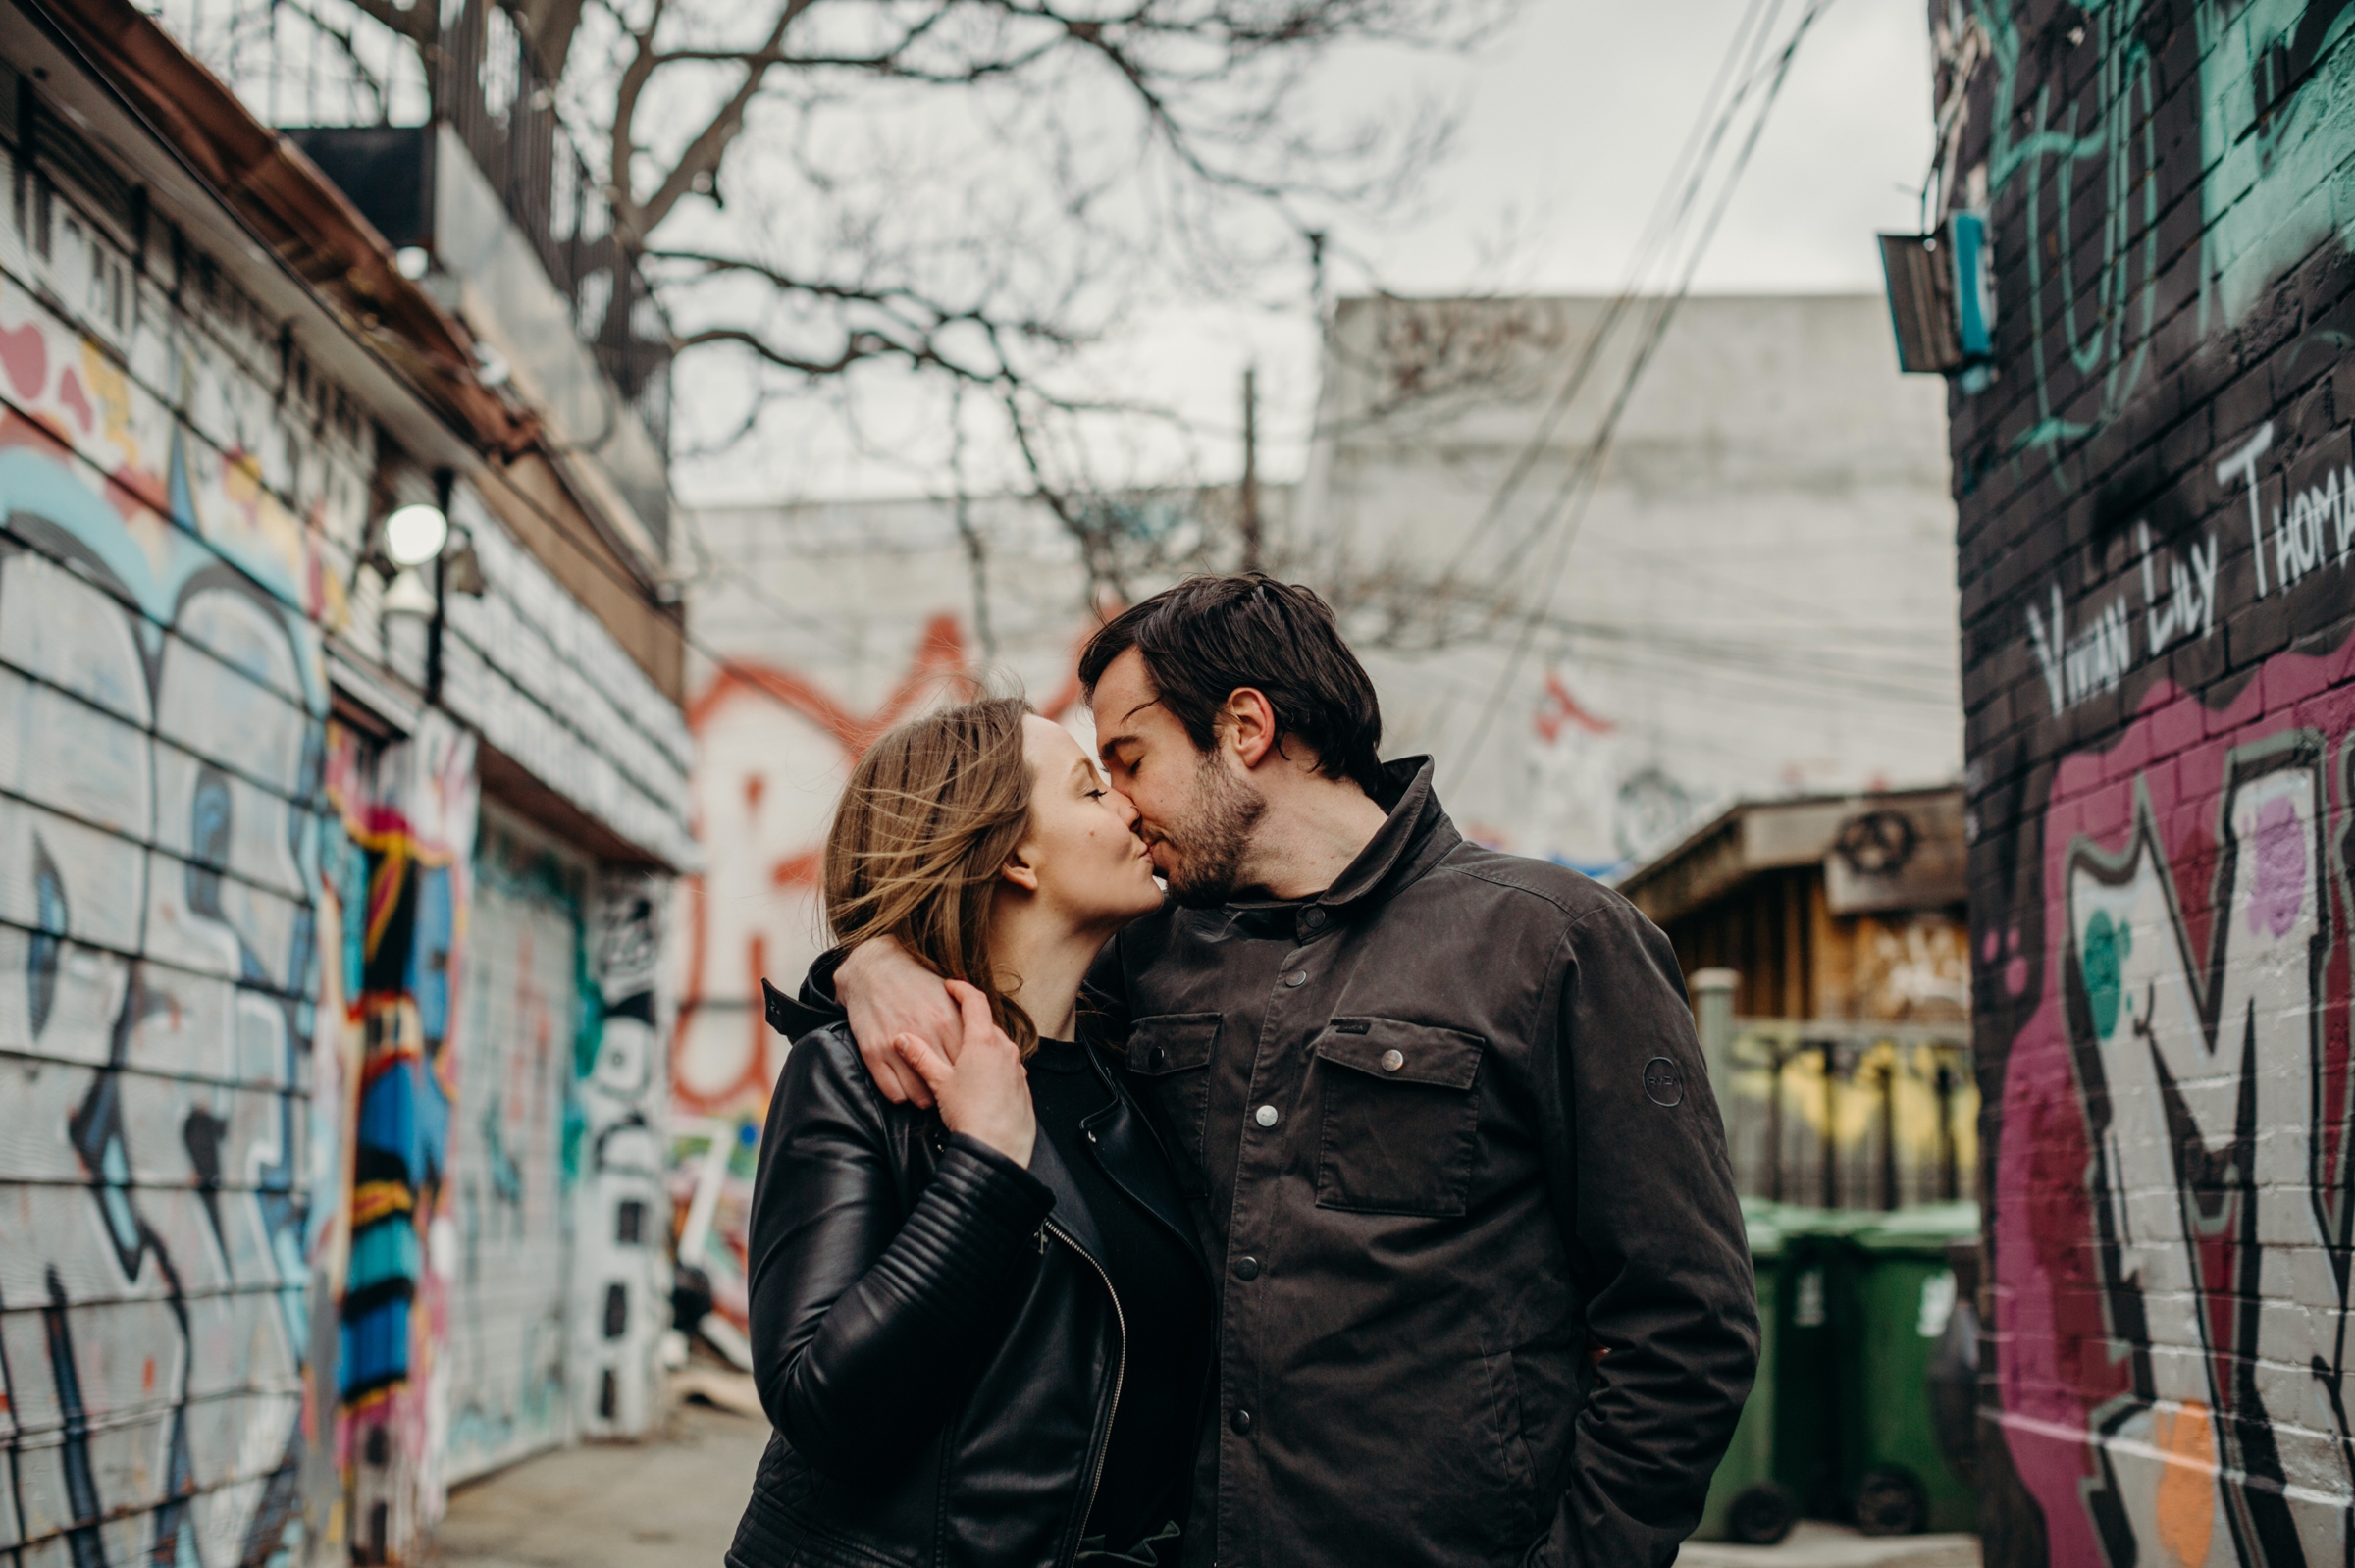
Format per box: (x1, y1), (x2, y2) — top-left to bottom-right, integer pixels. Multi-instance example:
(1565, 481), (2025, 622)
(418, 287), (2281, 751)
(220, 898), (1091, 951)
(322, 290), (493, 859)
(0, 115), (357, 1568)
(0, 65), (675, 1568)
(324, 717), (475, 1564)
(443, 810), (573, 1484)
(574, 872), (670, 1440)
(1939, 0), (2355, 1561)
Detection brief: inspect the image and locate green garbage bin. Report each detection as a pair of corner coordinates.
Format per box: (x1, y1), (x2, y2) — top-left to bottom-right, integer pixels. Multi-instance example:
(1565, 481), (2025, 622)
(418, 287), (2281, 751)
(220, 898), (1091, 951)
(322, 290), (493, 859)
(1832, 1202), (1980, 1536)
(1769, 1207), (1874, 1518)
(1696, 1201), (1797, 1543)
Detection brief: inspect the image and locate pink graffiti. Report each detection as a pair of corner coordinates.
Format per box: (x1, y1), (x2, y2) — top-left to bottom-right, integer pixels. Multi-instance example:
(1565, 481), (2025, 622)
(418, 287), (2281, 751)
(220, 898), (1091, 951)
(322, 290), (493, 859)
(2249, 794), (2307, 936)
(1999, 643), (2355, 1566)
(55, 367), (91, 433)
(0, 320), (43, 399)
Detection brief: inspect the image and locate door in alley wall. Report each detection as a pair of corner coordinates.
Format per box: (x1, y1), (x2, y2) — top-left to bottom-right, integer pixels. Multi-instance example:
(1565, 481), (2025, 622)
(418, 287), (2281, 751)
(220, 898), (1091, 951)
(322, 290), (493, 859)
(441, 807), (582, 1482)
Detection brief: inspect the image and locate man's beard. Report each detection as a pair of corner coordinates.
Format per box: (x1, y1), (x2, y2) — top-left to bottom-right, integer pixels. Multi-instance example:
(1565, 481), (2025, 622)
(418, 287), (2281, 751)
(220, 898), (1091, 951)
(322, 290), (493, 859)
(1160, 753), (1268, 908)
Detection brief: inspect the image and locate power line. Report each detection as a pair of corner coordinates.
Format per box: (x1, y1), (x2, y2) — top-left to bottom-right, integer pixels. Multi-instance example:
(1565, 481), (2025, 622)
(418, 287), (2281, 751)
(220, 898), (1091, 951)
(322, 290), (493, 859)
(1427, 0), (1786, 587)
(1440, 0), (1839, 795)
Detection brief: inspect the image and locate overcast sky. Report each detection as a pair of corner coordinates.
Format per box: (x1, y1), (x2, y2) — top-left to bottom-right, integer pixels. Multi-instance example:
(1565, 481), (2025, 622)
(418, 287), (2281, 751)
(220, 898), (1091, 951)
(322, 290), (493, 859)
(677, 0), (1937, 505)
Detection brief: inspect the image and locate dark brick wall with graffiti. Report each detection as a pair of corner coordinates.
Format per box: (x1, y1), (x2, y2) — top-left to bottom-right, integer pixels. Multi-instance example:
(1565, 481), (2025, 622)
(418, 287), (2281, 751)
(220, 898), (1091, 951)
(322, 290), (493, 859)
(1935, 0), (2355, 1561)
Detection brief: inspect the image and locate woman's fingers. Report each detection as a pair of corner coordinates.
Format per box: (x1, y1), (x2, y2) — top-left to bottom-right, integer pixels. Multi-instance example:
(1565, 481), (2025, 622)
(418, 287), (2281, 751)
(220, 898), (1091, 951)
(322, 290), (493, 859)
(942, 979), (1006, 1052)
(889, 1033), (954, 1095)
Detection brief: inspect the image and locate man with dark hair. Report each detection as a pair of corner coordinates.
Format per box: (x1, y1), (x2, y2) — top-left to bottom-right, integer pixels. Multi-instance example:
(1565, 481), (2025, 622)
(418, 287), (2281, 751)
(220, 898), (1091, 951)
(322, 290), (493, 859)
(823, 573), (1756, 1568)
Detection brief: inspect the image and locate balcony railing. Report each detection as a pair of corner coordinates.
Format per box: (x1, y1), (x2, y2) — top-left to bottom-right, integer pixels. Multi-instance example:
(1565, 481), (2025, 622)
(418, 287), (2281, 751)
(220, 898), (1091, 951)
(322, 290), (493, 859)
(438, 1), (670, 458)
(140, 0), (671, 461)
(1712, 1018), (1975, 1211)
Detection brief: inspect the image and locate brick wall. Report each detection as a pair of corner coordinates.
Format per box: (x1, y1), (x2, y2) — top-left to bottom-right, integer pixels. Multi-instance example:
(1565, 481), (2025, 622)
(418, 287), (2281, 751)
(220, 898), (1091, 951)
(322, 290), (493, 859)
(0, 23), (679, 1566)
(1938, 2), (2355, 1563)
(0, 87), (369, 1567)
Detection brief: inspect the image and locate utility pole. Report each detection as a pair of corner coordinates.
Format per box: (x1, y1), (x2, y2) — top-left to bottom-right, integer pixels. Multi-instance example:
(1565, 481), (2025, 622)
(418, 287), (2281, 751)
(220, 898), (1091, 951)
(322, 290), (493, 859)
(1240, 364), (1262, 573)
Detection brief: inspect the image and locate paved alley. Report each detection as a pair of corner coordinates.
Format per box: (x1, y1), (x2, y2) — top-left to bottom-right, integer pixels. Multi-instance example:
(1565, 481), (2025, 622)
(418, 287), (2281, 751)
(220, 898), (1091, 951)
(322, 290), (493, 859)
(429, 1386), (1977, 1568)
(433, 1398), (769, 1568)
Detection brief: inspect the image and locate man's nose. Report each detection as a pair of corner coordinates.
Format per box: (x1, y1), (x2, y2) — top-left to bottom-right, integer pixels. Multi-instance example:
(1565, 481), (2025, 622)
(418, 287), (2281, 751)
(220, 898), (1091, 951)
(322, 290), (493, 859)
(1112, 790), (1141, 831)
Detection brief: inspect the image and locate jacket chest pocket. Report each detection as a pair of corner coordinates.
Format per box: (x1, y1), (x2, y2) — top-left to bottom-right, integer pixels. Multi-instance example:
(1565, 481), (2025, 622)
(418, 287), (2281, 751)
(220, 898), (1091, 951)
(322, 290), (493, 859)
(1313, 1019), (1484, 1217)
(1125, 1014), (1220, 1193)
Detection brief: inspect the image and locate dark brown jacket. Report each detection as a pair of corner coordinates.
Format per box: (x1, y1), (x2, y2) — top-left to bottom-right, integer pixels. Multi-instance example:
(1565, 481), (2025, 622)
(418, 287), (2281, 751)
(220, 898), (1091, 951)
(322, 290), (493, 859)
(1091, 757), (1755, 1568)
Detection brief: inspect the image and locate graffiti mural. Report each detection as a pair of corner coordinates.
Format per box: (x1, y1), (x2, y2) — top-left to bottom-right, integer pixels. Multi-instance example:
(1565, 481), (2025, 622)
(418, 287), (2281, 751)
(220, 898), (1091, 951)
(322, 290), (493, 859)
(1937, 0), (2355, 1562)
(572, 872), (670, 1439)
(0, 335), (336, 1568)
(0, 89), (415, 1563)
(5, 35), (688, 1568)
(325, 717), (476, 1562)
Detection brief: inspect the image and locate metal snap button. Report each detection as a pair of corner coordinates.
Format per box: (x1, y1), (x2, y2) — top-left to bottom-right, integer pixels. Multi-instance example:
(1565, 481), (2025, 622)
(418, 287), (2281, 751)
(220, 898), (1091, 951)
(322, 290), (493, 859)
(1230, 1409), (1253, 1436)
(1283, 970), (1307, 988)
(1380, 1049), (1405, 1072)
(1254, 1104), (1281, 1127)
(1234, 1255), (1261, 1280)
(1302, 909), (1326, 931)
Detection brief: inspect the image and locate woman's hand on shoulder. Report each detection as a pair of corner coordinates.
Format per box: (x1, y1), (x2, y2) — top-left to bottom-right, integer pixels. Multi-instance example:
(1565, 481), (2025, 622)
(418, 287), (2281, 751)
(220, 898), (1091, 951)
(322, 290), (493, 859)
(889, 979), (1037, 1168)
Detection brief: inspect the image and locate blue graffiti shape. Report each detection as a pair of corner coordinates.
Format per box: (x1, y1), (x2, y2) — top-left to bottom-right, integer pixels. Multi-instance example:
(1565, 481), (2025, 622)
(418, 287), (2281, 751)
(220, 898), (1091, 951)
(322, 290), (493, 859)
(28, 834), (67, 1038)
(44, 1267), (108, 1568)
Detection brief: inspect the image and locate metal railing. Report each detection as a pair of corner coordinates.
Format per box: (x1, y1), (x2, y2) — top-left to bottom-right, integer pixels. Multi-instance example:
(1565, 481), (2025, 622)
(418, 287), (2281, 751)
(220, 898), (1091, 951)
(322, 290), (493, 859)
(139, 0), (673, 462)
(1712, 1017), (1975, 1211)
(439, 0), (672, 459)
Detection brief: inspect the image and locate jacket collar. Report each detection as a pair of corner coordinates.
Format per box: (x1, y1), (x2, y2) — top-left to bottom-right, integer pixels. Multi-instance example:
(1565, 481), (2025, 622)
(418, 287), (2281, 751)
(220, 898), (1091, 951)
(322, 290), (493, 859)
(1224, 755), (1458, 916)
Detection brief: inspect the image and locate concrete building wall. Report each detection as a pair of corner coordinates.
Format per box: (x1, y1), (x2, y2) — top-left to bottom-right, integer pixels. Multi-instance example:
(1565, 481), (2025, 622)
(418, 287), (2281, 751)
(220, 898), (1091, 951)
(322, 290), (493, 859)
(1297, 292), (1962, 875)
(1937, 1), (2355, 1563)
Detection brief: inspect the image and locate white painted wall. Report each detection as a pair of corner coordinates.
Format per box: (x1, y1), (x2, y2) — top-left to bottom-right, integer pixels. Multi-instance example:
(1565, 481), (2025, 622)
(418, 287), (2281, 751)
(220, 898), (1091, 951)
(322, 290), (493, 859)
(1296, 294), (1961, 874)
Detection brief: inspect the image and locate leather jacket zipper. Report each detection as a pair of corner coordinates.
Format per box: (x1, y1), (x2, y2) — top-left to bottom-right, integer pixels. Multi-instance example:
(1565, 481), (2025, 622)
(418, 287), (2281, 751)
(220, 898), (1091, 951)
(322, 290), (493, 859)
(1045, 1217), (1126, 1568)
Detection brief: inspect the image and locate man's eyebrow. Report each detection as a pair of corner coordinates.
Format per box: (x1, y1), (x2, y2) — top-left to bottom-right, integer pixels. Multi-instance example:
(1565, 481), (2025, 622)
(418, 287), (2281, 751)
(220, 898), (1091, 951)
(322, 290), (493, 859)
(1096, 731), (1138, 759)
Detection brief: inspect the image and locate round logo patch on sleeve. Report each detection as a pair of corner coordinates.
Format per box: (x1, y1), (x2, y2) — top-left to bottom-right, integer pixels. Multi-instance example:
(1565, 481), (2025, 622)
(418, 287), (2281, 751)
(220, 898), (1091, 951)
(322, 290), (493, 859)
(1642, 1057), (1686, 1107)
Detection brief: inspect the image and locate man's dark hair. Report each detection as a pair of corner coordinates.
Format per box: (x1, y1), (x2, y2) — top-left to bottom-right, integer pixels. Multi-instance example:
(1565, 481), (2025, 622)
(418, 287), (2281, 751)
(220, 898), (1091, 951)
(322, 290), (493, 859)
(1077, 574), (1385, 793)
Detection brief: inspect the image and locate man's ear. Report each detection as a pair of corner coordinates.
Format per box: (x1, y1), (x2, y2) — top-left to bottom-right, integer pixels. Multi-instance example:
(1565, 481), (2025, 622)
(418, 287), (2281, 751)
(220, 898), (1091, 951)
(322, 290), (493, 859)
(1221, 688), (1280, 769)
(1001, 845), (1042, 893)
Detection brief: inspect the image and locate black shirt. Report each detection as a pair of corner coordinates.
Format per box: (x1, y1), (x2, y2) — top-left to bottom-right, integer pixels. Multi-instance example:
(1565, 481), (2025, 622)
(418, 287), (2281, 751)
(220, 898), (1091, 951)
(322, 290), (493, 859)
(1027, 1036), (1208, 1548)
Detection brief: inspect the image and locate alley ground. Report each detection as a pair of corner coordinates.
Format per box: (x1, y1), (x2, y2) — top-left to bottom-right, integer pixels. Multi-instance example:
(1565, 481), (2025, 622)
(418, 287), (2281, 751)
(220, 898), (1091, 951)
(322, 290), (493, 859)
(429, 1379), (1980, 1568)
(431, 1394), (768, 1568)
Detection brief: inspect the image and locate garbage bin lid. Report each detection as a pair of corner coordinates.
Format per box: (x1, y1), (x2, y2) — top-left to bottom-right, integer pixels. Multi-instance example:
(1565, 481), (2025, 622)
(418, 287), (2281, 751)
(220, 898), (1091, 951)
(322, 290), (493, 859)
(1850, 1200), (1981, 1253)
(1739, 1197), (1789, 1258)
(1762, 1204), (1884, 1239)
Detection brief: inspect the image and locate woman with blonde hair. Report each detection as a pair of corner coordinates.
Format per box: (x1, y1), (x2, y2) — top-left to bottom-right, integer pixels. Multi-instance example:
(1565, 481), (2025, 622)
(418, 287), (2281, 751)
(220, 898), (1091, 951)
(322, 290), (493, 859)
(728, 696), (1210, 1568)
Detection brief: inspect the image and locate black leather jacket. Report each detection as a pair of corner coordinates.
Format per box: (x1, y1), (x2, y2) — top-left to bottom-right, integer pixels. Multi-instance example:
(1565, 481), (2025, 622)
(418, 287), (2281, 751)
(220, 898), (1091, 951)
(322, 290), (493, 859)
(728, 981), (1210, 1568)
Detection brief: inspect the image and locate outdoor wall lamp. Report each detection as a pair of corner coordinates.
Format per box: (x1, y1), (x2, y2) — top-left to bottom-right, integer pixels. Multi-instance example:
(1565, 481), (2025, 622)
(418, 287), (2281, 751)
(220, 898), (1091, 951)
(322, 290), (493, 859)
(374, 469), (485, 706)
(383, 501), (449, 568)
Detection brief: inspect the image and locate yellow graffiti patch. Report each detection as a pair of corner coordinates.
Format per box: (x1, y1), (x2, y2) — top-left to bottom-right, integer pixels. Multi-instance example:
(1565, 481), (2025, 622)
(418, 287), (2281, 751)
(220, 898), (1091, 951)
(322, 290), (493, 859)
(351, 1181), (415, 1228)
